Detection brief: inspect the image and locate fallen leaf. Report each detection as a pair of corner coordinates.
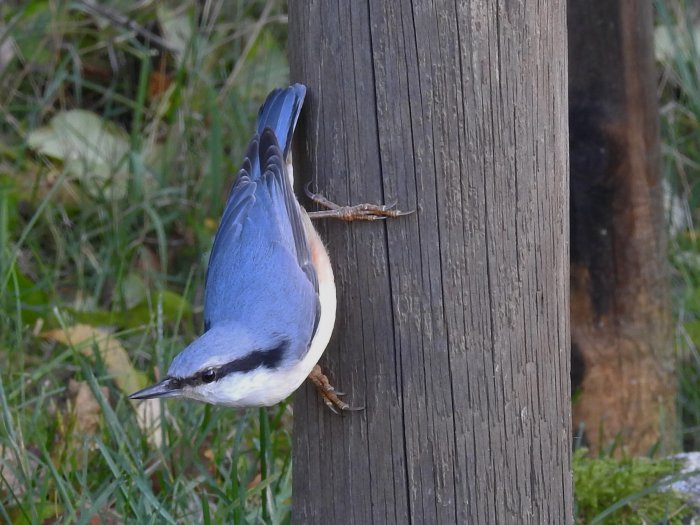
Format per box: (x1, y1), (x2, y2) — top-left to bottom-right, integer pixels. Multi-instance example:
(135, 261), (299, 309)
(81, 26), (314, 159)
(27, 110), (131, 199)
(44, 325), (140, 393)
(117, 273), (148, 310)
(42, 325), (163, 447)
(67, 379), (108, 438)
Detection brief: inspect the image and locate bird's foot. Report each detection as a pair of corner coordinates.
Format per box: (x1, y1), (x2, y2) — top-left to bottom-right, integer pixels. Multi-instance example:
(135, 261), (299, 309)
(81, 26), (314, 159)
(308, 364), (363, 415)
(305, 183), (413, 222)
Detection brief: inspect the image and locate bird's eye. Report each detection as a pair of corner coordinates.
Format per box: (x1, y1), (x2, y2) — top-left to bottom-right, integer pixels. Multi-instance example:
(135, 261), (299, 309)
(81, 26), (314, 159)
(201, 368), (217, 383)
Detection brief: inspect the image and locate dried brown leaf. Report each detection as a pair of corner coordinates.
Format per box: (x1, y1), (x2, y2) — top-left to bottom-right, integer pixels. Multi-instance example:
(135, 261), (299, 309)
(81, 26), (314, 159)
(42, 325), (164, 447)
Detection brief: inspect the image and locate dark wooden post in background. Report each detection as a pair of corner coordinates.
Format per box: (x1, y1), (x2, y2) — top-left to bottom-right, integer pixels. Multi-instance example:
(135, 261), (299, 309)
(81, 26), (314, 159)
(568, 0), (674, 455)
(290, 1), (571, 523)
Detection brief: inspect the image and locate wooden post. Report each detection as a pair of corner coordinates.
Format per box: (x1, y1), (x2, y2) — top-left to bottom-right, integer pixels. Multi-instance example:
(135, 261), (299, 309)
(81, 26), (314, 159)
(568, 0), (675, 455)
(290, 1), (572, 522)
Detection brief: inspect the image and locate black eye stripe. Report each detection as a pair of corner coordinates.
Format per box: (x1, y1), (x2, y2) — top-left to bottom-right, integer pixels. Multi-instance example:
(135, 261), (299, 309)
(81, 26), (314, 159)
(217, 344), (286, 377)
(172, 341), (288, 388)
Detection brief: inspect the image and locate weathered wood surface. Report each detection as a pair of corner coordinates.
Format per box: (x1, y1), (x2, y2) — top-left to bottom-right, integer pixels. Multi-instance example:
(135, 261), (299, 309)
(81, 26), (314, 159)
(568, 0), (674, 455)
(290, 1), (571, 523)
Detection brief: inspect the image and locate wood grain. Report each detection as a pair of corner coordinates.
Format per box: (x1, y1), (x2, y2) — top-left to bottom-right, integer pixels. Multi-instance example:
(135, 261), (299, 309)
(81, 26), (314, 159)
(290, 1), (571, 523)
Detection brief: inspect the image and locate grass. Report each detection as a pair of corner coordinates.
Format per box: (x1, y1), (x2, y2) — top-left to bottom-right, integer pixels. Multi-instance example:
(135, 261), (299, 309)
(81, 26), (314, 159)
(573, 449), (690, 524)
(2, 0), (700, 523)
(0, 0), (293, 523)
(658, 0), (700, 452)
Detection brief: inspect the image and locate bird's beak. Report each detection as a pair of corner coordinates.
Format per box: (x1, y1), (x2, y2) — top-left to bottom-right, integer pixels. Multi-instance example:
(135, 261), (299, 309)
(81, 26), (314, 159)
(128, 377), (181, 400)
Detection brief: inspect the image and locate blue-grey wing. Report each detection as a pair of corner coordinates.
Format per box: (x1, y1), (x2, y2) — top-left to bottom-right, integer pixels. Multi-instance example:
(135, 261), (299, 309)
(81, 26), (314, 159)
(203, 129), (319, 356)
(253, 85), (317, 295)
(213, 84), (314, 288)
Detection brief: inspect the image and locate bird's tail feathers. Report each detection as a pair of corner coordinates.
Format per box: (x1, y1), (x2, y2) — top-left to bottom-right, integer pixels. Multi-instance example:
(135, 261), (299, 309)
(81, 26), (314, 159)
(256, 84), (306, 159)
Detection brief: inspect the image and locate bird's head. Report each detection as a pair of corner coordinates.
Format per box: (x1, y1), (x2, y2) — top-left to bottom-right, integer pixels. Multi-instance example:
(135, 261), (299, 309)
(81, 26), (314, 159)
(129, 323), (296, 407)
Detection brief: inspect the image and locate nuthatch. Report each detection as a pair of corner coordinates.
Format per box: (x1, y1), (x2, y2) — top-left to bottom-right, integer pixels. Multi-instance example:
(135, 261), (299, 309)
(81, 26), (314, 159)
(129, 84), (408, 412)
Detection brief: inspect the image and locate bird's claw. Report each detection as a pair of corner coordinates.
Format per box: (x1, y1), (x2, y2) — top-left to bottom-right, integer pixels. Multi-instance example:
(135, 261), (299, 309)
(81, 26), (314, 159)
(304, 180), (318, 199)
(304, 183), (414, 222)
(308, 364), (363, 415)
(342, 201), (411, 221)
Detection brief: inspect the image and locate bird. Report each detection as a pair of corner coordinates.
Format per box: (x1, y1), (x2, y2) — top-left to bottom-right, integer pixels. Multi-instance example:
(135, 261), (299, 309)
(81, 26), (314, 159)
(129, 84), (407, 412)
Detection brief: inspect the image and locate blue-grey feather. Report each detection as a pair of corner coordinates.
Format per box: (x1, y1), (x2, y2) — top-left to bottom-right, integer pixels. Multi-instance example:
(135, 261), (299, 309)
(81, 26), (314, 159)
(196, 85), (318, 367)
(168, 324), (288, 378)
(256, 83), (306, 158)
